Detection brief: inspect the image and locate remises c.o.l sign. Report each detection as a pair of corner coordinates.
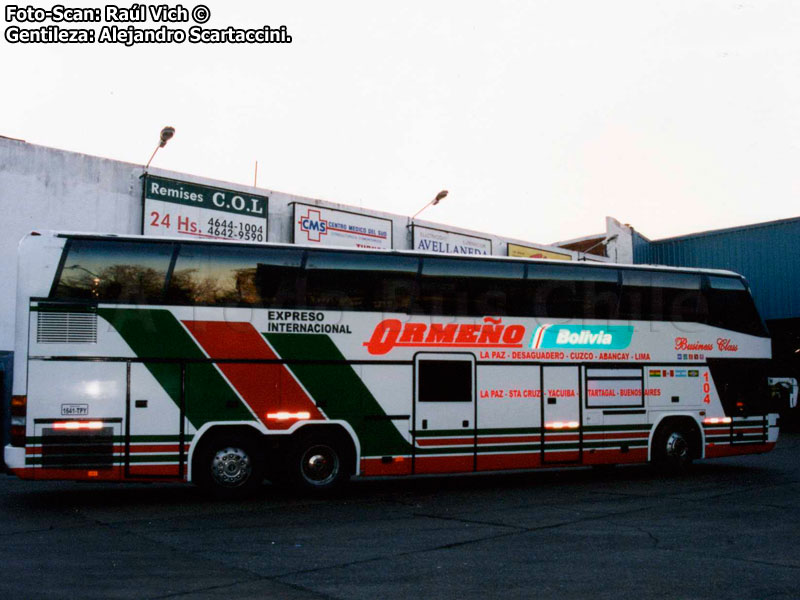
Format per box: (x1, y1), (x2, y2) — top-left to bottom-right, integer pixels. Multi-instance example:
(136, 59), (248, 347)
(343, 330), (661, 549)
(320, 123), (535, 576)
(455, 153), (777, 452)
(143, 175), (269, 243)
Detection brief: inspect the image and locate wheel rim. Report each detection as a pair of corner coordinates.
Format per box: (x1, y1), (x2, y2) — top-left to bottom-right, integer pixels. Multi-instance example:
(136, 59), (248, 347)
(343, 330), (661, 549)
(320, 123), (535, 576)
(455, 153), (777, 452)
(300, 444), (340, 487)
(211, 446), (252, 487)
(665, 431), (689, 462)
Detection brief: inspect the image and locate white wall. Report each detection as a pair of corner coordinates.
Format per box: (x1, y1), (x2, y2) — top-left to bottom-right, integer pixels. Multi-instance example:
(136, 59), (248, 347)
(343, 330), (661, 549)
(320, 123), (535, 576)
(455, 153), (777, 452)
(605, 217), (634, 264)
(0, 138), (141, 350)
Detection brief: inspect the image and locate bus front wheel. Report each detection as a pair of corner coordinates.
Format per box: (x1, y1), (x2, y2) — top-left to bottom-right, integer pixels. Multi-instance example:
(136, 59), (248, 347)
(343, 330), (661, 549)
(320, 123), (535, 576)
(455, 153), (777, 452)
(193, 432), (265, 499)
(652, 423), (694, 472)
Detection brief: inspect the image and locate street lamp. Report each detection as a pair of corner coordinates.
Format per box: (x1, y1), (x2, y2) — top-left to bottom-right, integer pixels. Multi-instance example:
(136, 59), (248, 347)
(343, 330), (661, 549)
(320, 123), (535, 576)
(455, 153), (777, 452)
(411, 190), (448, 220)
(145, 126), (176, 170)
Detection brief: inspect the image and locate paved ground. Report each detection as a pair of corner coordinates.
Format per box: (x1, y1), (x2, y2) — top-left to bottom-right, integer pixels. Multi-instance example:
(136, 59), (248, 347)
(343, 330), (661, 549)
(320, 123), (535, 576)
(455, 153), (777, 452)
(1, 433), (799, 600)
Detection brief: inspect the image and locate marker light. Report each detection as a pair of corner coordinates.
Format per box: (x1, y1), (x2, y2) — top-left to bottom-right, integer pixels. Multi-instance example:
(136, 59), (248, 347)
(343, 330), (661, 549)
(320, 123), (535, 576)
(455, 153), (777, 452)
(53, 421), (104, 430)
(703, 417), (732, 425)
(266, 411), (311, 421)
(545, 421), (579, 430)
(10, 395), (27, 446)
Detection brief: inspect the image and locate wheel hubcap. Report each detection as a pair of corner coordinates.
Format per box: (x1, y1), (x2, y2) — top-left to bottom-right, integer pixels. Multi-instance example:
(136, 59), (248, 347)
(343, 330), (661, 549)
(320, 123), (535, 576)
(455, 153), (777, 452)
(211, 447), (252, 487)
(665, 432), (689, 461)
(301, 445), (339, 486)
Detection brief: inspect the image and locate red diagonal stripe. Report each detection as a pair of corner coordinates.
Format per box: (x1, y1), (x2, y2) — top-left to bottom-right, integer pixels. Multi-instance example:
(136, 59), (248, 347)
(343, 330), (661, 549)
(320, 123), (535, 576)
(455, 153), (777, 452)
(182, 321), (324, 429)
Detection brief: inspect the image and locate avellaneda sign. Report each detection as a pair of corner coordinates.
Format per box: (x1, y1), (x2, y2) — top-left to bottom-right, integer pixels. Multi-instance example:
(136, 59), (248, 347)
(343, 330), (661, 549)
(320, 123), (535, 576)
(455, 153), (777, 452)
(412, 224), (492, 255)
(143, 175), (269, 243)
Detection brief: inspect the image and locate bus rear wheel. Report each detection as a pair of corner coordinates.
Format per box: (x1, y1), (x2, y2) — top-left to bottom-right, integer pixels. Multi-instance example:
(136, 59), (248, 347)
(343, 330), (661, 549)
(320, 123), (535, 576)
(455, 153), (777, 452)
(288, 433), (350, 493)
(194, 433), (264, 499)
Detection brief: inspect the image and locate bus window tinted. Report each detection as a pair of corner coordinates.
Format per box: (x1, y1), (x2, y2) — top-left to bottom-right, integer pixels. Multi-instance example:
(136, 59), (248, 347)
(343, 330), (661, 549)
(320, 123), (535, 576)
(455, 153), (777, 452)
(527, 265), (619, 320)
(705, 276), (767, 336)
(619, 270), (703, 323)
(418, 360), (473, 402)
(419, 258), (525, 316)
(304, 252), (418, 312)
(619, 270), (653, 321)
(54, 240), (173, 302)
(660, 272), (703, 323)
(167, 245), (303, 306)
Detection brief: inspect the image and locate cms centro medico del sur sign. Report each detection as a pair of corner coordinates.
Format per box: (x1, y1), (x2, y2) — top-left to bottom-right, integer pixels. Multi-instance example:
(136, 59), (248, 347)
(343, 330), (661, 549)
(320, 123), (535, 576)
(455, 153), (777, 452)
(143, 175), (269, 243)
(293, 203), (393, 249)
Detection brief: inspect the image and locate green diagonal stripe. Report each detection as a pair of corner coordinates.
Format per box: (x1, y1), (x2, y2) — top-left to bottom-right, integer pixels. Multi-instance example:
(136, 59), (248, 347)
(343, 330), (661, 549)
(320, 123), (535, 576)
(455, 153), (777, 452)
(264, 333), (412, 457)
(98, 308), (252, 427)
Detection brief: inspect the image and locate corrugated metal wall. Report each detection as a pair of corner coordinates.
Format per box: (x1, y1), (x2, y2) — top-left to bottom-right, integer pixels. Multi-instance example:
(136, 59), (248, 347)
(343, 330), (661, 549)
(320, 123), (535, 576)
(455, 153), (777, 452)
(632, 230), (652, 264)
(633, 217), (800, 321)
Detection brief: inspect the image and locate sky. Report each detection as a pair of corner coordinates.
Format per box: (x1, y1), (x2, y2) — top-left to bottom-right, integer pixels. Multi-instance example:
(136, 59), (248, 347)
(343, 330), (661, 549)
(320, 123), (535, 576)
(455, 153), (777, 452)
(2, 0), (799, 244)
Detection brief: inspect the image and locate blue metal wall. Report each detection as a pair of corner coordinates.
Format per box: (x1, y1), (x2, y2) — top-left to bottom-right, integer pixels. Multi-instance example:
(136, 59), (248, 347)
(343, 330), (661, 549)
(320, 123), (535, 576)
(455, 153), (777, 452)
(633, 217), (800, 322)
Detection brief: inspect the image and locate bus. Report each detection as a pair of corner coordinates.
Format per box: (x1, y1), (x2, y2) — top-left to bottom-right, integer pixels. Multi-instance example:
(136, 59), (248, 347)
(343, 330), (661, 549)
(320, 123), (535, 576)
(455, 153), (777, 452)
(5, 231), (780, 496)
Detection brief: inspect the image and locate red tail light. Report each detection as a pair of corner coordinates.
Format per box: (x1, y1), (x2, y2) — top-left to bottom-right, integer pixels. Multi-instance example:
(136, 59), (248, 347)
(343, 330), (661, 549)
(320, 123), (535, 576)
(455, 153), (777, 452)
(266, 411), (311, 421)
(703, 416), (732, 425)
(545, 421), (579, 430)
(52, 421), (104, 430)
(10, 395), (27, 447)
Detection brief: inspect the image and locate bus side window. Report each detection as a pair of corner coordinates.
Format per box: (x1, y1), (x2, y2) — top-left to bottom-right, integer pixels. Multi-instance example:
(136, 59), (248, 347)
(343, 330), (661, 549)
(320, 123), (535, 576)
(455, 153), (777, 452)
(658, 272), (702, 324)
(418, 258), (470, 316)
(536, 279), (579, 319)
(468, 261), (525, 317)
(419, 258), (524, 317)
(705, 276), (767, 336)
(619, 270), (653, 321)
(167, 245), (303, 307)
(418, 359), (473, 402)
(527, 264), (612, 320)
(581, 270), (620, 320)
(255, 252), (305, 308)
(303, 252), (418, 312)
(53, 239), (173, 303)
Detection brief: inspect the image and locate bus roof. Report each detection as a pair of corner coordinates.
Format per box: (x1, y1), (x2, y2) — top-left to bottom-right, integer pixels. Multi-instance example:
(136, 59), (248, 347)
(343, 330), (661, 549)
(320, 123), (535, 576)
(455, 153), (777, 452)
(30, 229), (745, 279)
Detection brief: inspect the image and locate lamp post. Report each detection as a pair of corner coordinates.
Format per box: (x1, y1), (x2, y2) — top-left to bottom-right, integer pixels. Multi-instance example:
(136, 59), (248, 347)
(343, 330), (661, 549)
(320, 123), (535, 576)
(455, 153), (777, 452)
(145, 126), (176, 170)
(411, 190), (448, 220)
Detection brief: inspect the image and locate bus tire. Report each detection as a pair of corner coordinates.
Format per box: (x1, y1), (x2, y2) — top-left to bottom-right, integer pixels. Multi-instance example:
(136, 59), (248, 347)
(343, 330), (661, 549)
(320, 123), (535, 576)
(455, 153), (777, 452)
(193, 432), (265, 499)
(288, 432), (351, 493)
(652, 422), (694, 472)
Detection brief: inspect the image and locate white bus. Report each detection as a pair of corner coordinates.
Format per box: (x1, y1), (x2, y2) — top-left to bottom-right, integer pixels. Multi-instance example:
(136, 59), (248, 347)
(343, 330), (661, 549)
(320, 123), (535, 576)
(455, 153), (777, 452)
(5, 231), (780, 496)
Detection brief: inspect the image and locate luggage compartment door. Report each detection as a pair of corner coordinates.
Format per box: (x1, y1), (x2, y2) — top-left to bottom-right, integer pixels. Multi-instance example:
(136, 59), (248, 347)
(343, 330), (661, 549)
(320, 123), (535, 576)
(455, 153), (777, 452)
(126, 362), (185, 478)
(542, 366), (581, 464)
(413, 353), (476, 474)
